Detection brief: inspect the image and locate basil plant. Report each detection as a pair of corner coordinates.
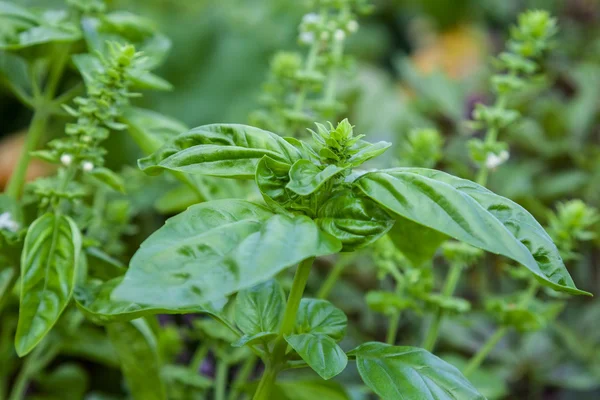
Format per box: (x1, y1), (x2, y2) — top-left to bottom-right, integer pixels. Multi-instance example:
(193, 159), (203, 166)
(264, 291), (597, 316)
(82, 119), (586, 399)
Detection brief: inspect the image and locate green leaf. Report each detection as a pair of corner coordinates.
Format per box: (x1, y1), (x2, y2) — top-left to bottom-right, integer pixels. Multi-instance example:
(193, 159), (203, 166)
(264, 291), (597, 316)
(138, 124), (301, 178)
(0, 2), (40, 24)
(60, 325), (119, 368)
(5, 25), (80, 50)
(348, 140), (392, 167)
(106, 319), (166, 400)
(348, 342), (484, 400)
(316, 190), (394, 251)
(284, 333), (347, 380)
(356, 168), (587, 295)
(89, 167), (125, 193)
(154, 185), (198, 214)
(122, 107), (188, 155)
(74, 277), (223, 324)
(232, 331), (278, 348)
(129, 69), (172, 91)
(161, 364), (212, 400)
(113, 200), (341, 307)
(234, 280), (285, 340)
(294, 298), (347, 341)
(72, 53), (103, 87)
(16, 213), (82, 356)
(286, 160), (347, 196)
(387, 216), (448, 266)
(255, 156), (296, 213)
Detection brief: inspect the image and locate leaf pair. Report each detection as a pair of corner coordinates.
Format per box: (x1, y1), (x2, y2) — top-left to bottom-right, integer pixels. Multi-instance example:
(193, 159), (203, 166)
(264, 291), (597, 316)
(234, 280), (348, 380)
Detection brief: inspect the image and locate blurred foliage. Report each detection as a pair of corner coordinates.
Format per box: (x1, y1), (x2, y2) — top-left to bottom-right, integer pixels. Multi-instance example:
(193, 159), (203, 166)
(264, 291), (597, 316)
(1, 0), (600, 399)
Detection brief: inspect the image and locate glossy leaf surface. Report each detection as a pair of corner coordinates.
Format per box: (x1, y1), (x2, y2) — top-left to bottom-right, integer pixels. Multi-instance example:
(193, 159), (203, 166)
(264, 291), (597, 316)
(138, 124), (301, 178)
(113, 200), (341, 307)
(294, 298), (347, 341)
(285, 333), (347, 380)
(107, 319), (166, 400)
(16, 213), (81, 356)
(286, 160), (347, 196)
(235, 280), (285, 338)
(349, 342), (484, 400)
(316, 191), (394, 251)
(356, 168), (587, 295)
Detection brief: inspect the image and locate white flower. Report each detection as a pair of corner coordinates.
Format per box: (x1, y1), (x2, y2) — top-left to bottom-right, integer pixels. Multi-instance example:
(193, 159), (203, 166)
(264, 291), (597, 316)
(60, 153), (73, 166)
(299, 31), (315, 44)
(347, 20), (359, 33)
(82, 161), (94, 172)
(485, 150), (510, 169)
(0, 212), (19, 232)
(334, 29), (346, 42)
(302, 13), (320, 25)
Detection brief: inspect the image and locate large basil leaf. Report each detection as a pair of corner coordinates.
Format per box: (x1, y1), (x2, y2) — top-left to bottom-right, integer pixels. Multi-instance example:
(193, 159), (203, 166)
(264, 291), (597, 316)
(74, 277), (224, 324)
(356, 168), (587, 295)
(16, 213), (82, 356)
(286, 160), (347, 196)
(107, 319), (166, 400)
(234, 280), (285, 345)
(316, 191), (394, 251)
(113, 200), (341, 307)
(284, 333), (347, 380)
(348, 342), (484, 400)
(138, 124), (301, 178)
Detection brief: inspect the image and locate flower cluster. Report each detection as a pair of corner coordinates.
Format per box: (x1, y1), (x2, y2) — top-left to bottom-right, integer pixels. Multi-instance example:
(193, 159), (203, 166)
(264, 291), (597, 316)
(30, 43), (141, 203)
(397, 128), (444, 169)
(250, 0), (371, 136)
(310, 119), (365, 166)
(547, 200), (599, 261)
(468, 10), (557, 173)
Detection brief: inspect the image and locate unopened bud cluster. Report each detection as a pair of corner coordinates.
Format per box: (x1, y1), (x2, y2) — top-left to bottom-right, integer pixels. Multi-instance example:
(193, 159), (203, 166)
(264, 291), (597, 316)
(250, 0), (370, 136)
(31, 42), (140, 201)
(469, 10), (557, 171)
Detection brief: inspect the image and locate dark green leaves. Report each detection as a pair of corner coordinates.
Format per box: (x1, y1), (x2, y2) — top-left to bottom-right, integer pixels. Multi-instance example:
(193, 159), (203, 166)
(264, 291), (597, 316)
(16, 213), (81, 356)
(348, 342), (484, 400)
(284, 299), (348, 380)
(317, 191), (394, 251)
(356, 168), (587, 295)
(113, 200), (341, 307)
(138, 124), (301, 178)
(233, 280), (285, 346)
(107, 319), (166, 400)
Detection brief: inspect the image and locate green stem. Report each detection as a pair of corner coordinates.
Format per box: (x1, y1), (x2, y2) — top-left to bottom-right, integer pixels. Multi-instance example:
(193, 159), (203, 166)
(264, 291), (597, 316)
(5, 110), (50, 198)
(0, 267), (18, 317)
(317, 253), (353, 299)
(463, 326), (507, 378)
(5, 44), (70, 199)
(190, 342), (209, 372)
(228, 356), (257, 400)
(386, 312), (401, 345)
(422, 263), (463, 351)
(293, 41), (320, 114)
(463, 279), (539, 377)
(8, 338), (60, 400)
(253, 257), (315, 400)
(215, 360), (229, 400)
